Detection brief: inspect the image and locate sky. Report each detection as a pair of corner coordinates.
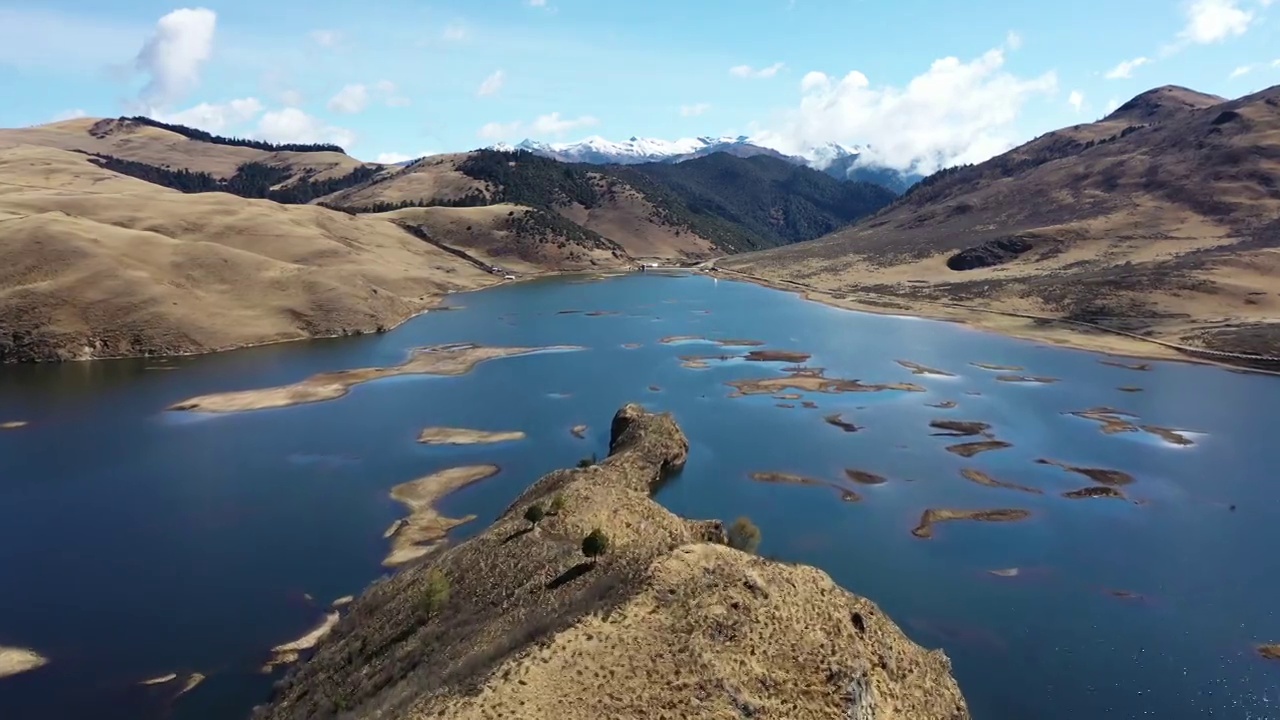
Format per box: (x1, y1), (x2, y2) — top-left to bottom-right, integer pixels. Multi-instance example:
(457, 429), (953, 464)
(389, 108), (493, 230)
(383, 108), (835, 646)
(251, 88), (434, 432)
(1, 0), (1278, 172)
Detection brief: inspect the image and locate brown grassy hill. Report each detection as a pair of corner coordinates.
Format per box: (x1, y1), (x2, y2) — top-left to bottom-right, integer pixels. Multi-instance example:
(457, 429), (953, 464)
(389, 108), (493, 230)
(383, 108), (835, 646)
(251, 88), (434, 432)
(257, 404), (969, 720)
(0, 144), (493, 362)
(722, 84), (1280, 361)
(380, 204), (634, 273)
(0, 117), (374, 183)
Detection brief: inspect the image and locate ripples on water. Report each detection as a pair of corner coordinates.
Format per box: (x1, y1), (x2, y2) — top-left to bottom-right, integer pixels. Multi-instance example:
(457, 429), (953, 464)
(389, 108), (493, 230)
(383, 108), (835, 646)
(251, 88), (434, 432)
(0, 272), (1278, 720)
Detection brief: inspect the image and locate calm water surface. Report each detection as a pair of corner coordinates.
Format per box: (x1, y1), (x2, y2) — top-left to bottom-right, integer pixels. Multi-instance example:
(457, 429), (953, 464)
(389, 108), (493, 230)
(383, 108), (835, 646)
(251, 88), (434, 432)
(1, 273), (1277, 719)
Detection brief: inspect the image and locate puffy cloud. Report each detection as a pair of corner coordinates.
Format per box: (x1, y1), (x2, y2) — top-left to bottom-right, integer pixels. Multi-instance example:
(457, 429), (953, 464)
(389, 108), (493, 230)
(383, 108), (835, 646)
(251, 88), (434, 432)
(134, 7), (217, 107)
(1229, 64), (1255, 78)
(327, 84), (369, 114)
(154, 97), (264, 132)
(309, 29), (342, 48)
(730, 62), (785, 79)
(679, 103), (711, 117)
(753, 45), (1057, 174)
(256, 108), (356, 148)
(1178, 0), (1254, 44)
(1068, 90), (1084, 113)
(51, 109), (87, 122)
(799, 71), (830, 92)
(531, 112), (598, 135)
(1104, 56), (1150, 79)
(477, 121), (523, 141)
(477, 70), (505, 97)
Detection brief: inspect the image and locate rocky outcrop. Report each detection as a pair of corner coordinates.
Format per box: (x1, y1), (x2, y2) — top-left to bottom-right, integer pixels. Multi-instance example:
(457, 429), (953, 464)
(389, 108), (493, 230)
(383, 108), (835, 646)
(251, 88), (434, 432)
(945, 235), (1034, 271)
(256, 404), (970, 719)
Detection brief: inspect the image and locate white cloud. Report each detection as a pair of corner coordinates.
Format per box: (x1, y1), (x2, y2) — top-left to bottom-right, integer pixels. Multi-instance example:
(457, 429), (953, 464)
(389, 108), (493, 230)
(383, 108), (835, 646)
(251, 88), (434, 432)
(477, 120), (523, 141)
(374, 80), (410, 107)
(1229, 64), (1255, 78)
(1178, 0), (1254, 44)
(1068, 90), (1084, 113)
(134, 7), (217, 107)
(1006, 30), (1023, 50)
(327, 84), (369, 114)
(477, 70), (506, 97)
(1104, 56), (1150, 79)
(154, 97), (264, 132)
(730, 62), (785, 79)
(280, 89), (304, 106)
(753, 45), (1057, 174)
(51, 109), (87, 122)
(442, 23), (468, 41)
(375, 152), (432, 164)
(256, 108), (356, 148)
(531, 112), (598, 135)
(679, 102), (711, 117)
(799, 71), (830, 92)
(309, 29), (342, 48)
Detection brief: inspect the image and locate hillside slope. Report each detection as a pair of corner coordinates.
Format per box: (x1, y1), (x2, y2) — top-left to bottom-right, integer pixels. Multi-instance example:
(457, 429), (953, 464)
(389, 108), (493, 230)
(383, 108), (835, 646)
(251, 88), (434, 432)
(723, 85), (1280, 362)
(256, 404), (970, 720)
(0, 144), (492, 362)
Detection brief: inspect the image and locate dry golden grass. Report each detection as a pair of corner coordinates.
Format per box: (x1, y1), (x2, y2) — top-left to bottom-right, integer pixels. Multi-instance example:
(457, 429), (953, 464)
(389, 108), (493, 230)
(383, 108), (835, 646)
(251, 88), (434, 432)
(0, 145), (496, 361)
(258, 405), (969, 719)
(723, 85), (1280, 362)
(0, 117), (369, 181)
(322, 153), (488, 207)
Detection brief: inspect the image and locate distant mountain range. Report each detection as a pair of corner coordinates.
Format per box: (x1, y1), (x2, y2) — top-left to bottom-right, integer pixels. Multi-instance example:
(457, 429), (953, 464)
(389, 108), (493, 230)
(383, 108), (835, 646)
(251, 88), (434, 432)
(489, 135), (924, 194)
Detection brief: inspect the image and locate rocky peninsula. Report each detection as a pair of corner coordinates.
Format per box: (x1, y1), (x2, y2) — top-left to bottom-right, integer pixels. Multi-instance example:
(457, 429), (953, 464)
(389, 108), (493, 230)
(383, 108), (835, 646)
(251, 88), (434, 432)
(255, 404), (970, 719)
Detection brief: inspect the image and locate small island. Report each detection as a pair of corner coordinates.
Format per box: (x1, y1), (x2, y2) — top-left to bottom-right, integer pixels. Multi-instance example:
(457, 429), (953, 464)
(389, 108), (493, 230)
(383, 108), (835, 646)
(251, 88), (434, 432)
(0, 646), (48, 679)
(418, 427), (526, 445)
(911, 508), (1032, 539)
(384, 465), (502, 566)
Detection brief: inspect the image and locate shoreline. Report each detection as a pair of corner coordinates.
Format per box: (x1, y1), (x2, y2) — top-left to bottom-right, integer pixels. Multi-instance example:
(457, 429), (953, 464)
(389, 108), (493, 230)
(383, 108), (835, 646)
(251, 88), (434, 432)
(706, 266), (1280, 376)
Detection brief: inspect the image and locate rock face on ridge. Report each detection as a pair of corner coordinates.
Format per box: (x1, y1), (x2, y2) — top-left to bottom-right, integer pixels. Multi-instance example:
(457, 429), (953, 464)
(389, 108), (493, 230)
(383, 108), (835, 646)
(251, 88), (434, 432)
(256, 404), (970, 719)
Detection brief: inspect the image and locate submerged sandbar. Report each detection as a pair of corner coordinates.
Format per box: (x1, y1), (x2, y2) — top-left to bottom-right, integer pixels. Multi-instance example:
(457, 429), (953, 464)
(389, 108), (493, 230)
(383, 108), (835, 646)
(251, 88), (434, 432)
(0, 421), (27, 430)
(262, 612), (341, 672)
(169, 343), (581, 413)
(727, 367), (926, 397)
(960, 468), (1042, 494)
(384, 465), (501, 567)
(418, 427), (526, 445)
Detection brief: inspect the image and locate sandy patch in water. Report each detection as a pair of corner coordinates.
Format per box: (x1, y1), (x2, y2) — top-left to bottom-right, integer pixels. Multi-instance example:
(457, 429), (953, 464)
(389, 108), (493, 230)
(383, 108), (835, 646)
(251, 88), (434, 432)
(911, 508), (1032, 539)
(170, 343), (581, 413)
(384, 465), (501, 567)
(0, 646), (48, 678)
(262, 613), (341, 672)
(418, 428), (526, 445)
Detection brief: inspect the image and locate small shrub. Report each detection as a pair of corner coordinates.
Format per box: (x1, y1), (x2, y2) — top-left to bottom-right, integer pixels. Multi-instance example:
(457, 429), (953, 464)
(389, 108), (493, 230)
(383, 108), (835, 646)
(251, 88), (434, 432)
(576, 453), (597, 468)
(524, 503), (546, 528)
(420, 568), (450, 617)
(582, 528), (610, 564)
(549, 493), (566, 515)
(727, 516), (762, 554)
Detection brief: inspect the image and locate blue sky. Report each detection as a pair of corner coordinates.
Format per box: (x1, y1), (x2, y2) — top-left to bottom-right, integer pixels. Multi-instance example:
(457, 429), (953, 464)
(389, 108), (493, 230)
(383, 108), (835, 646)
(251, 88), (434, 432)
(1, 0), (1277, 170)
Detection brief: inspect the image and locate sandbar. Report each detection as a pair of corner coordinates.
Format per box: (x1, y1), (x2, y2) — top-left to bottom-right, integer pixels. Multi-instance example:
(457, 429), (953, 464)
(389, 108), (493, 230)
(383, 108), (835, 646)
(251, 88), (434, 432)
(1100, 359), (1151, 371)
(987, 568), (1020, 577)
(1066, 407), (1197, 446)
(971, 362), (1024, 372)
(175, 672), (205, 698)
(418, 427), (526, 445)
(0, 421), (27, 430)
(1062, 486), (1126, 500)
(331, 595), (354, 609)
(384, 465), (501, 567)
(824, 413), (862, 432)
(930, 420), (992, 437)
(896, 360), (956, 377)
(745, 350), (813, 363)
(845, 469), (888, 485)
(0, 646), (48, 679)
(1257, 644), (1280, 661)
(927, 400), (958, 409)
(139, 672), (178, 685)
(994, 375), (1060, 384)
(748, 471), (861, 502)
(570, 424), (588, 439)
(801, 401), (819, 409)
(960, 468), (1042, 494)
(679, 353), (738, 369)
(945, 440), (1012, 457)
(727, 367), (926, 397)
(169, 343), (581, 413)
(911, 508), (1032, 539)
(1036, 458), (1135, 486)
(262, 612), (340, 672)
(659, 335), (765, 347)
(1118, 386), (1145, 393)
(621, 343), (642, 349)
(773, 393), (802, 400)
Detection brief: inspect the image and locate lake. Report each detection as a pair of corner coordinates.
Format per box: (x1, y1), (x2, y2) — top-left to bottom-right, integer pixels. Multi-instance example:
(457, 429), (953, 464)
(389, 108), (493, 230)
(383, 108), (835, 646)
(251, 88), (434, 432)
(1, 272), (1277, 719)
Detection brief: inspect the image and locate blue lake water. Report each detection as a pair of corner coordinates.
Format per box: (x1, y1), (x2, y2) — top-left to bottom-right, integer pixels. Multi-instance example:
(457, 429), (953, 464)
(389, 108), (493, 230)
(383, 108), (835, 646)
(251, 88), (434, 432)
(1, 272), (1277, 719)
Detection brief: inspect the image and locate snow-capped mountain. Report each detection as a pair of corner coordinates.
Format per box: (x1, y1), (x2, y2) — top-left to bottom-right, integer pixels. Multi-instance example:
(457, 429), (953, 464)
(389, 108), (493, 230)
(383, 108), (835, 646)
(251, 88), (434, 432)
(486, 134), (920, 193)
